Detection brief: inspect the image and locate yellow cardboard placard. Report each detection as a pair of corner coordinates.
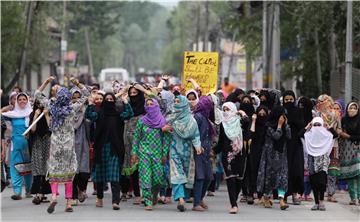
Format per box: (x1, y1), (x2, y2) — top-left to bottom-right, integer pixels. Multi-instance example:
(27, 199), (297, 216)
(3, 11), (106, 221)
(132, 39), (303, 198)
(182, 51), (219, 95)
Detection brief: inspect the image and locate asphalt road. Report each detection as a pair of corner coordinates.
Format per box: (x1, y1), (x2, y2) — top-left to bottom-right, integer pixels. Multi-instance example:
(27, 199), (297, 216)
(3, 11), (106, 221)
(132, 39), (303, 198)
(1, 183), (359, 222)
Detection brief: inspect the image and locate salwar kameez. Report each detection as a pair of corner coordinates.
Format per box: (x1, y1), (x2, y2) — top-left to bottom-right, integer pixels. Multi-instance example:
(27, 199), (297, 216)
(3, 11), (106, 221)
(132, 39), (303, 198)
(132, 119), (171, 206)
(9, 118), (32, 196)
(170, 131), (201, 201)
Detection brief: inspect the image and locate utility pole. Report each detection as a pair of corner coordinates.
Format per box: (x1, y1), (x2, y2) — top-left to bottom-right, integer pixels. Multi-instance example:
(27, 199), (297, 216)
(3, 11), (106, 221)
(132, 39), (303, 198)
(314, 28), (323, 93)
(245, 2), (252, 91)
(195, 3), (200, 51)
(203, 1), (209, 52)
(262, 1), (268, 88)
(345, 1), (353, 103)
(60, 0), (67, 85)
(84, 28), (94, 76)
(227, 31), (237, 80)
(271, 2), (280, 89)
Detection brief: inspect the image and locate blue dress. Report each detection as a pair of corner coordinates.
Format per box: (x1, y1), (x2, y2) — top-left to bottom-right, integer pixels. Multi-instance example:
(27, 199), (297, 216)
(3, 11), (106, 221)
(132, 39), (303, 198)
(10, 118), (32, 195)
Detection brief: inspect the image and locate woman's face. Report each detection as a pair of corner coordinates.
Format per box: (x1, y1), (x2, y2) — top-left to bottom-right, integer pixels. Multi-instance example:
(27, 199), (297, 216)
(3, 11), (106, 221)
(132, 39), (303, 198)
(284, 95), (295, 103)
(223, 106), (230, 112)
(348, 104), (358, 117)
(146, 99), (154, 107)
(260, 95), (266, 102)
(187, 93), (197, 107)
(10, 96), (17, 106)
(242, 97), (251, 104)
(17, 95), (28, 109)
(129, 88), (138, 97)
(94, 94), (104, 104)
(105, 95), (114, 102)
(258, 109), (267, 117)
(72, 92), (81, 103)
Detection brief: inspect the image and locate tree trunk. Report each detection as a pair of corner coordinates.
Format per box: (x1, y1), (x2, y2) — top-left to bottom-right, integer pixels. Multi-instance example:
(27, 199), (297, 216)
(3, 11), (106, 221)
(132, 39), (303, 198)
(195, 3), (200, 51)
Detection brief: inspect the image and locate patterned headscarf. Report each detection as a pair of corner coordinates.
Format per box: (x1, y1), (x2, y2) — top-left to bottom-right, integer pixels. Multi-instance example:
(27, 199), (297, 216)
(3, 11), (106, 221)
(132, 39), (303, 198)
(169, 95), (198, 139)
(50, 87), (72, 131)
(221, 102), (243, 166)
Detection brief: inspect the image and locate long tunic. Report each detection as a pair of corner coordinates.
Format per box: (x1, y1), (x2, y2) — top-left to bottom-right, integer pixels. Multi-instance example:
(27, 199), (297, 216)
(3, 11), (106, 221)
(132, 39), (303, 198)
(286, 108), (305, 194)
(10, 118), (31, 166)
(257, 125), (291, 194)
(35, 88), (89, 183)
(170, 127), (201, 189)
(30, 133), (50, 176)
(339, 118), (360, 180)
(122, 115), (142, 176)
(193, 113), (213, 181)
(214, 124), (247, 179)
(85, 103), (133, 182)
(131, 119), (172, 190)
(74, 107), (90, 173)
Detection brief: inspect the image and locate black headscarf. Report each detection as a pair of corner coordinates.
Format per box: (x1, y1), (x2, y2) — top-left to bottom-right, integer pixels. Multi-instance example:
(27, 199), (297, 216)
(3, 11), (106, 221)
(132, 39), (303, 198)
(240, 95), (255, 117)
(94, 93), (125, 164)
(342, 102), (360, 139)
(29, 99), (50, 137)
(254, 105), (269, 146)
(298, 96), (314, 125)
(258, 90), (272, 110)
(266, 105), (287, 153)
(128, 86), (145, 117)
(282, 90), (305, 131)
(226, 88), (245, 104)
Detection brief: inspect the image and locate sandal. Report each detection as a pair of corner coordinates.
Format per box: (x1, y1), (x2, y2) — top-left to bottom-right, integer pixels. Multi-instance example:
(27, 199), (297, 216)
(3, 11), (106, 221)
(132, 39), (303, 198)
(96, 198), (103, 207)
(47, 200), (57, 214)
(112, 203), (120, 210)
(229, 206), (238, 214)
(78, 191), (88, 203)
(65, 205), (73, 212)
(133, 196), (142, 205)
(200, 201), (208, 210)
(311, 204), (319, 211)
(145, 205), (153, 211)
(32, 196), (41, 205)
(327, 196), (338, 203)
(11, 195), (22, 200)
(349, 199), (357, 205)
(318, 204), (326, 211)
(177, 204), (186, 212)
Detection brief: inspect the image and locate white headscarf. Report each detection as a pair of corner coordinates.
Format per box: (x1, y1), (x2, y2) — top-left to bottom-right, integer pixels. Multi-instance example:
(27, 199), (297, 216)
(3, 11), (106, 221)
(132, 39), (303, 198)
(222, 102), (243, 166)
(209, 93), (222, 125)
(251, 95), (260, 110)
(304, 117), (334, 157)
(185, 89), (199, 108)
(2, 93), (32, 127)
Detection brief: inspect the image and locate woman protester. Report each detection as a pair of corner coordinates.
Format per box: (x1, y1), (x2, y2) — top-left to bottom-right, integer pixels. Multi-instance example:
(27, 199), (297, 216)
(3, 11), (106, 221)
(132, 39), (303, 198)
(35, 76), (89, 213)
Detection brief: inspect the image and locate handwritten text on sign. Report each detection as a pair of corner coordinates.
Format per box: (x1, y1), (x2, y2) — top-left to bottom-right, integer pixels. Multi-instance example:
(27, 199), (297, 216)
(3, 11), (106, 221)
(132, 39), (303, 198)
(182, 52), (219, 95)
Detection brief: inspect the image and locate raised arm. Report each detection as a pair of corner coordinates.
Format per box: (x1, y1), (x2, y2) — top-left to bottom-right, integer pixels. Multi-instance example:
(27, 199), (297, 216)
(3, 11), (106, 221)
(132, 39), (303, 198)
(34, 76), (56, 110)
(70, 78), (90, 113)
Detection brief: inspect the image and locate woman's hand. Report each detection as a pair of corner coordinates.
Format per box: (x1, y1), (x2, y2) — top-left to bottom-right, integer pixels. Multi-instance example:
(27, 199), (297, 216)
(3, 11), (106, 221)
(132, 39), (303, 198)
(131, 155), (139, 165)
(161, 124), (173, 133)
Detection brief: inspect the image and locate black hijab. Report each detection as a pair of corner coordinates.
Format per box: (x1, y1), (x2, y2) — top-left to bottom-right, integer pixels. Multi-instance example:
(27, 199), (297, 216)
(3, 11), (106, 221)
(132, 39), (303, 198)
(266, 105), (287, 153)
(128, 86), (145, 117)
(342, 102), (360, 138)
(259, 90), (272, 110)
(298, 96), (314, 125)
(253, 105), (269, 146)
(94, 93), (125, 163)
(226, 88), (245, 104)
(29, 99), (50, 137)
(240, 95), (255, 117)
(282, 90), (305, 131)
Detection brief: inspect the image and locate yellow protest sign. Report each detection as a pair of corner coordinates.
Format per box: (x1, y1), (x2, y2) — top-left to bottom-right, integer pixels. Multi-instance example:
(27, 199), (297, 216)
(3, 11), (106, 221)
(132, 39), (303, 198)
(182, 51), (219, 95)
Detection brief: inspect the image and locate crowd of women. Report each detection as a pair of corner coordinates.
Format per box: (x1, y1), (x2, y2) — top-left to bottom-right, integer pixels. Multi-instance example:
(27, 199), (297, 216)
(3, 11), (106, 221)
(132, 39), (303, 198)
(0, 75), (359, 215)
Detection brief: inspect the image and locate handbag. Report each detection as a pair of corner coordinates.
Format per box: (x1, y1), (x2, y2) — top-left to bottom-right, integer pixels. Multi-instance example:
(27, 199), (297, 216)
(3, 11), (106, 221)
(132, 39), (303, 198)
(14, 162), (32, 176)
